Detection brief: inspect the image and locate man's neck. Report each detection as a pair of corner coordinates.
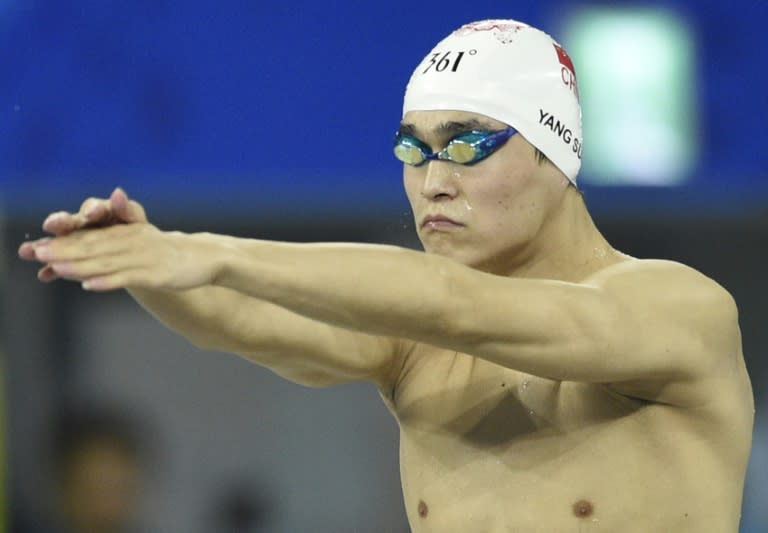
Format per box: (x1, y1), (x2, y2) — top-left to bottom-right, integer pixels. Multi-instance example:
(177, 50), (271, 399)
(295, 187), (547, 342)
(497, 187), (624, 282)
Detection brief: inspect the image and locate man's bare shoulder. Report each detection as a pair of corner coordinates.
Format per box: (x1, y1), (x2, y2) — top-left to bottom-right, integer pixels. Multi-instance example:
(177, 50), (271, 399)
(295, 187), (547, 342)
(585, 257), (747, 405)
(585, 255), (719, 287)
(585, 257), (738, 328)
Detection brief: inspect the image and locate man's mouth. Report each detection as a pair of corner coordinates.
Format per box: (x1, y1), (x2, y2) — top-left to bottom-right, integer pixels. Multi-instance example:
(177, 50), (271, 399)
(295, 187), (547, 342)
(421, 215), (465, 230)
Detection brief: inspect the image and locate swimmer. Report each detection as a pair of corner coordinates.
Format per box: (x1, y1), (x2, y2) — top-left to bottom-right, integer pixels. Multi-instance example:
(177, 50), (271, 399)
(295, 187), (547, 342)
(19, 19), (753, 532)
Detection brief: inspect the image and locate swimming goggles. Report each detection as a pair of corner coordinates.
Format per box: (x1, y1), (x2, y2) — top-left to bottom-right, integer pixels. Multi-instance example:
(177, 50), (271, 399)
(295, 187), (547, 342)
(393, 126), (517, 166)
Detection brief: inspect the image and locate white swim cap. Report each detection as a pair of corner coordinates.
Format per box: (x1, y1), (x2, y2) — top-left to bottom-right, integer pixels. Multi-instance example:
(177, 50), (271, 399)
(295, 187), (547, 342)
(403, 19), (583, 184)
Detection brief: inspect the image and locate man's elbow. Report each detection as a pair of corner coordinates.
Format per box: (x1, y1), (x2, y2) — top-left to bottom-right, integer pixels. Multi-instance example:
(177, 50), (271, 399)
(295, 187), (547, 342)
(269, 366), (350, 388)
(187, 332), (240, 354)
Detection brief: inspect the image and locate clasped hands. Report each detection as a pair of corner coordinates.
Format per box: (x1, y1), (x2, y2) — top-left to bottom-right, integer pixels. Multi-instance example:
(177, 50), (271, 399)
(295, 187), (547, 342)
(18, 188), (217, 292)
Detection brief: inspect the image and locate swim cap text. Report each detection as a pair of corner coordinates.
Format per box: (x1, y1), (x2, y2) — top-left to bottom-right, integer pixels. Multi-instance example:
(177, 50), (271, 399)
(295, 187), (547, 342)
(538, 109), (582, 159)
(422, 50), (477, 74)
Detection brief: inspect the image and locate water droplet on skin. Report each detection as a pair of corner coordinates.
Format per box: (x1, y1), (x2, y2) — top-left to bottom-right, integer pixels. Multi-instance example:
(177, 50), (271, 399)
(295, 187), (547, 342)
(528, 409), (535, 416)
(521, 380), (530, 390)
(463, 199), (473, 211)
(452, 171), (462, 179)
(401, 212), (413, 231)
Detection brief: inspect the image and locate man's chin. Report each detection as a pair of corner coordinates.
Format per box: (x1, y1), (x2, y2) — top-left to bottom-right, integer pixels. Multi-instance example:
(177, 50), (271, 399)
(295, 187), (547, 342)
(422, 245), (479, 267)
(423, 245), (520, 275)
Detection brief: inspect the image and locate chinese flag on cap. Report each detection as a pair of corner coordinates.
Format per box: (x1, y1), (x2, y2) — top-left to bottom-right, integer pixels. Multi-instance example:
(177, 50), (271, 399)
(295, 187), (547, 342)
(553, 44), (576, 75)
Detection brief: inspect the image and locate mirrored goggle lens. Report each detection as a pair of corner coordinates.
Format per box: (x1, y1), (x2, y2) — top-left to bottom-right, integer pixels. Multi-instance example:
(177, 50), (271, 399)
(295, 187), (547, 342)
(444, 141), (478, 164)
(394, 141), (426, 165)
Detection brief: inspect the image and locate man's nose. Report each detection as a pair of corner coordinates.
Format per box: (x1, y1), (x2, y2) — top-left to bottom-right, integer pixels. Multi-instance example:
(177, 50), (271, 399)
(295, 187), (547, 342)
(421, 161), (460, 200)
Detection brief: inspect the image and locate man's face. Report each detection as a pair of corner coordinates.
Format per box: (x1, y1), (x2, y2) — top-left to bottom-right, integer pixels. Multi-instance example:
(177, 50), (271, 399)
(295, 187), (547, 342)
(401, 110), (569, 274)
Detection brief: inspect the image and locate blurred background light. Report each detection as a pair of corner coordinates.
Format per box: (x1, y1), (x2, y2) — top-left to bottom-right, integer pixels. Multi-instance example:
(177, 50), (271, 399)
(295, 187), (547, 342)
(564, 7), (698, 185)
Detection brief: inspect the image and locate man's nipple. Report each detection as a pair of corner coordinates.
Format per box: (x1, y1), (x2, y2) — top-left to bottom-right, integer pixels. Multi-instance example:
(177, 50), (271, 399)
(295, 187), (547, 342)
(572, 499), (594, 518)
(418, 499), (429, 518)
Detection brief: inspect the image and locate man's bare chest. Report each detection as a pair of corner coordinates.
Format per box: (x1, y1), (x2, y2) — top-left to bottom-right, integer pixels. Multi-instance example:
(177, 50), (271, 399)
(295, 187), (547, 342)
(387, 347), (743, 533)
(391, 346), (641, 438)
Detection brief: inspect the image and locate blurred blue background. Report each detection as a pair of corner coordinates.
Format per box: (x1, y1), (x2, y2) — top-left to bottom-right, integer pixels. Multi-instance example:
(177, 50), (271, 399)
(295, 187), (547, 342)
(2, 0), (767, 218)
(2, 1), (767, 532)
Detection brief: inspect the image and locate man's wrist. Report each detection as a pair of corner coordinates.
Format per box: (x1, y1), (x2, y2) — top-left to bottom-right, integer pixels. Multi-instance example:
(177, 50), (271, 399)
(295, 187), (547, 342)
(197, 231), (247, 289)
(186, 232), (232, 285)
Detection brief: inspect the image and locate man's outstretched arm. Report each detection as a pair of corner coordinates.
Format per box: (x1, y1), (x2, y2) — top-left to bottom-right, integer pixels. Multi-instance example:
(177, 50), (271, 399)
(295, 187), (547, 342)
(20, 195), (739, 404)
(19, 189), (400, 389)
(212, 237), (739, 401)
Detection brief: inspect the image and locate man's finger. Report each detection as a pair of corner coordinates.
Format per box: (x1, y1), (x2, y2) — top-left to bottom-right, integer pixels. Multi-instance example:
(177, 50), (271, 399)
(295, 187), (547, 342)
(18, 241), (35, 260)
(42, 211), (80, 235)
(80, 196), (103, 215)
(81, 269), (143, 292)
(18, 239), (51, 260)
(48, 251), (143, 281)
(83, 201), (109, 222)
(32, 223), (138, 264)
(37, 265), (59, 282)
(79, 196), (114, 226)
(111, 187), (147, 223)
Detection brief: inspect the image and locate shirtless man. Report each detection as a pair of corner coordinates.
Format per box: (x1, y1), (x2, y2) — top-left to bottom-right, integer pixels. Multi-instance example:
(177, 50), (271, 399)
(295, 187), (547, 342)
(19, 19), (753, 532)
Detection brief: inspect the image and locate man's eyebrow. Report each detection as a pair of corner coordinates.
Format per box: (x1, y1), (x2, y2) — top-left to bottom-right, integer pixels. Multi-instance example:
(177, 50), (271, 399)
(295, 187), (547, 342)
(436, 119), (496, 138)
(397, 123), (417, 136)
(397, 119), (495, 139)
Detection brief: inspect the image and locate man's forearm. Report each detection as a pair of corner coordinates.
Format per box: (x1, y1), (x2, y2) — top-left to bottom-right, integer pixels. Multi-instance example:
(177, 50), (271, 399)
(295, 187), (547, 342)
(128, 285), (248, 353)
(127, 281), (397, 387)
(210, 236), (474, 345)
